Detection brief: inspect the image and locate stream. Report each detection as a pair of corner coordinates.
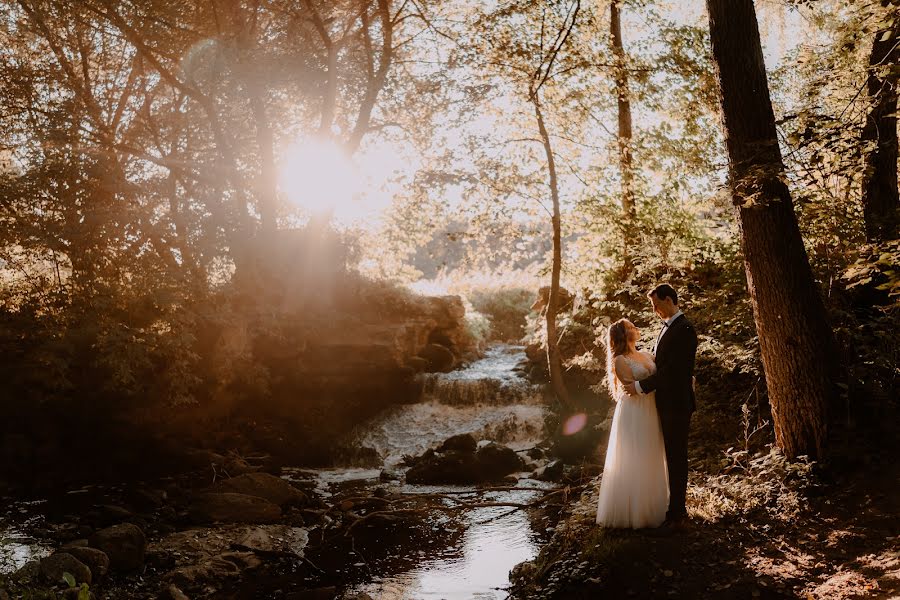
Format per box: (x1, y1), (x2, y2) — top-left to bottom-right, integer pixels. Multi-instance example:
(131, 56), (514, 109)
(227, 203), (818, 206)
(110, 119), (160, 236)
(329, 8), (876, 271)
(0, 344), (557, 599)
(311, 344), (555, 599)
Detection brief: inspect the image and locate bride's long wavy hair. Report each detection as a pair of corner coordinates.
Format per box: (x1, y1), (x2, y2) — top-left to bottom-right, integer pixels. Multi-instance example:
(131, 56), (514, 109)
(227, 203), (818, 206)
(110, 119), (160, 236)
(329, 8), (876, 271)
(605, 319), (631, 397)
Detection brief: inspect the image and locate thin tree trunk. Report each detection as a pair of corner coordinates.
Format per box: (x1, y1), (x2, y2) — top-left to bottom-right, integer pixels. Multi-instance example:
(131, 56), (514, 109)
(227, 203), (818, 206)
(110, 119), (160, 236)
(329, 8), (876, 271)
(861, 20), (900, 242)
(610, 0), (635, 219)
(533, 93), (572, 410)
(706, 0), (835, 459)
(305, 0), (338, 136)
(347, 0), (393, 153)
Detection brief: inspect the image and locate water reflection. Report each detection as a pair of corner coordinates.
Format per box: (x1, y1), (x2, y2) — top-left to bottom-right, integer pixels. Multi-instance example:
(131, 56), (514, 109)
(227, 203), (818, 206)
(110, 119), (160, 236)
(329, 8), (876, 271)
(350, 491), (544, 599)
(0, 521), (52, 574)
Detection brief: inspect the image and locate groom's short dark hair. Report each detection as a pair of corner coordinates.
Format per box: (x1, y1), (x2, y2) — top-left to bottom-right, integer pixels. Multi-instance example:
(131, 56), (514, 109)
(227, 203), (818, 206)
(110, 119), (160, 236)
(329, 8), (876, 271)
(649, 283), (678, 305)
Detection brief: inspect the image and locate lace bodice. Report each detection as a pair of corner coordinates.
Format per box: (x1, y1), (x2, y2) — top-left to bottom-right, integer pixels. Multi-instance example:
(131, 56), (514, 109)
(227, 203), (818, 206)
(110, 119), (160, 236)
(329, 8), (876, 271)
(624, 355), (656, 381)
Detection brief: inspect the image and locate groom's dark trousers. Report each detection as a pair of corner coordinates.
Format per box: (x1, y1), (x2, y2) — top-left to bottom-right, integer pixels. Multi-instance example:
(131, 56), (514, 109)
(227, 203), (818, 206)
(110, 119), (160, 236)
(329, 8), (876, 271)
(638, 313), (698, 519)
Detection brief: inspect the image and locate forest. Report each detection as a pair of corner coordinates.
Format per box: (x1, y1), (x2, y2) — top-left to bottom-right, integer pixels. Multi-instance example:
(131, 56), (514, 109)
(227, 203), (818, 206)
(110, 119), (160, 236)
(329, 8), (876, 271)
(0, 0), (897, 599)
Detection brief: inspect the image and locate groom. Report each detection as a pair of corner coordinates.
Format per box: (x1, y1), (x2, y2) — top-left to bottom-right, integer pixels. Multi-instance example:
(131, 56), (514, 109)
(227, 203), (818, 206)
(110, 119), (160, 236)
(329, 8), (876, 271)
(624, 284), (698, 523)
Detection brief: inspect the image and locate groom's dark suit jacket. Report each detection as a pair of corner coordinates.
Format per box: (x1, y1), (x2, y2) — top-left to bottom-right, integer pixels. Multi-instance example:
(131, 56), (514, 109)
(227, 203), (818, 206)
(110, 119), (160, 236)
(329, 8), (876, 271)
(640, 314), (698, 416)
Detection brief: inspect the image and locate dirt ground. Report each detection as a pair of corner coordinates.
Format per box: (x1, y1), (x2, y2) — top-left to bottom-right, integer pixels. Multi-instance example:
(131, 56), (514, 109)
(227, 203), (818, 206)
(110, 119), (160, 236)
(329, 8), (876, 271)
(509, 444), (900, 600)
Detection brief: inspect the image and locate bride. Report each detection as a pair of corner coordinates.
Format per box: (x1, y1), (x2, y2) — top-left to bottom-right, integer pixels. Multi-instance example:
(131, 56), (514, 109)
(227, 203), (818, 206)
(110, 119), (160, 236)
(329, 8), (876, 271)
(596, 318), (669, 529)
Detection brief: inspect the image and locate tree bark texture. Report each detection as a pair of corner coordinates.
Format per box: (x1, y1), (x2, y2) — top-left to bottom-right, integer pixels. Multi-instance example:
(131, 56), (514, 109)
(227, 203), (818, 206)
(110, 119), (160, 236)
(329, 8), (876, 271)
(533, 94), (572, 409)
(861, 19), (900, 242)
(706, 0), (835, 459)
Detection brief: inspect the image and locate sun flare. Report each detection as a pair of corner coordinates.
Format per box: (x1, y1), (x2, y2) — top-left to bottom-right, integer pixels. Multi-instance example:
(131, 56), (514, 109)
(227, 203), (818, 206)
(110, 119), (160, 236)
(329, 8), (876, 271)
(278, 138), (359, 221)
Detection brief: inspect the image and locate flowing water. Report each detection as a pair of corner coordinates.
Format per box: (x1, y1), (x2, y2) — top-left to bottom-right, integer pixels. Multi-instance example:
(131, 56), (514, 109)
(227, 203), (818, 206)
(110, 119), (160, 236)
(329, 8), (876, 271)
(306, 344), (554, 599)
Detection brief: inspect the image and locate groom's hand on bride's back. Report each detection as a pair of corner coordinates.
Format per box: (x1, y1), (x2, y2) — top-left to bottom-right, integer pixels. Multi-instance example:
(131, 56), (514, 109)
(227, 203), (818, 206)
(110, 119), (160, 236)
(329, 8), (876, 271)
(624, 382), (637, 395)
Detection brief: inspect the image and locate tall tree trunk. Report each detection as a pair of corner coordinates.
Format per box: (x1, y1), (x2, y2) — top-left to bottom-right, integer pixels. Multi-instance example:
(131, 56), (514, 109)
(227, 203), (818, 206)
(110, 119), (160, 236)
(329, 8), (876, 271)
(533, 94), (572, 410)
(706, 0), (835, 459)
(610, 0), (635, 219)
(861, 19), (900, 242)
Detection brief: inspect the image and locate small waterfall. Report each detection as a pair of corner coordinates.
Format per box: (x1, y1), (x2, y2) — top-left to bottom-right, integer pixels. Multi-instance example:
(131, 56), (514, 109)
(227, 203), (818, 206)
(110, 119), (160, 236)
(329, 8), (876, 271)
(352, 345), (547, 467)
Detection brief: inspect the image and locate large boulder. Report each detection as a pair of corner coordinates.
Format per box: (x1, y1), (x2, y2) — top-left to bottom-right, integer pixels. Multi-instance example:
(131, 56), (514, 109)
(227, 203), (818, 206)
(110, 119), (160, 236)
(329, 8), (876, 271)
(533, 459), (565, 482)
(405, 440), (525, 484)
(88, 523), (146, 572)
(437, 433), (477, 454)
(189, 493), (281, 524)
(475, 442), (525, 479)
(405, 450), (480, 485)
(40, 553), (92, 585)
(211, 473), (307, 507)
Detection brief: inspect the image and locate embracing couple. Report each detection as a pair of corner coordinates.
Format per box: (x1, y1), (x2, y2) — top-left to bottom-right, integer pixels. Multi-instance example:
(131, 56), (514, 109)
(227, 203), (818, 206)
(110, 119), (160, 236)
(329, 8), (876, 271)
(596, 284), (698, 530)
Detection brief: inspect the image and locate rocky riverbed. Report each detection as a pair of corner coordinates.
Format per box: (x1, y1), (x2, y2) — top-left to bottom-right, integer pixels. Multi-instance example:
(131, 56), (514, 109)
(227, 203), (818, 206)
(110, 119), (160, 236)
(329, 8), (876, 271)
(1, 345), (600, 599)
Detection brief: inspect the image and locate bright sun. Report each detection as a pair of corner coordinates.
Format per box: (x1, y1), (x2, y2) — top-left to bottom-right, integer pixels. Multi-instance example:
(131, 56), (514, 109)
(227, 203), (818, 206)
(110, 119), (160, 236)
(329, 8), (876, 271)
(278, 138), (360, 222)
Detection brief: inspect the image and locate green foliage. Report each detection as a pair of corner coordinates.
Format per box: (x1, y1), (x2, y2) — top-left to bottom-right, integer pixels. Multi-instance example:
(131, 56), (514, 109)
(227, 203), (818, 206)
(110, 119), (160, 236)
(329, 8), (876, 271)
(467, 287), (535, 342)
(843, 239), (900, 298)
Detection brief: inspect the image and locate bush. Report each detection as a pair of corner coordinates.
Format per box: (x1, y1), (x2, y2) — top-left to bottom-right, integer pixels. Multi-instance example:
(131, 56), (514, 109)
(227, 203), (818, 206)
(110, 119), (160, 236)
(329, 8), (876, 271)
(468, 286), (535, 342)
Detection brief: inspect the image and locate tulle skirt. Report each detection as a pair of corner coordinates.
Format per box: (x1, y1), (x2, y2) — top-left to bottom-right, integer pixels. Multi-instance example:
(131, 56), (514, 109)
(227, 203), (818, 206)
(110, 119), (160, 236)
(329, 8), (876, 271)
(596, 392), (669, 529)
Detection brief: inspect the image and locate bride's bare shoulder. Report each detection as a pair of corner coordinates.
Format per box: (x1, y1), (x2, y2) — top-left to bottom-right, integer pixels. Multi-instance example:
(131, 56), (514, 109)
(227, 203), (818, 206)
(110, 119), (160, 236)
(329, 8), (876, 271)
(613, 354), (631, 368)
(613, 354), (634, 374)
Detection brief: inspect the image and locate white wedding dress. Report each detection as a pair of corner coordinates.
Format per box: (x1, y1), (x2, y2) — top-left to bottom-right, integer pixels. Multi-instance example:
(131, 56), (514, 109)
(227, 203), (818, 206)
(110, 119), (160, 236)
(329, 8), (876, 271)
(596, 354), (669, 529)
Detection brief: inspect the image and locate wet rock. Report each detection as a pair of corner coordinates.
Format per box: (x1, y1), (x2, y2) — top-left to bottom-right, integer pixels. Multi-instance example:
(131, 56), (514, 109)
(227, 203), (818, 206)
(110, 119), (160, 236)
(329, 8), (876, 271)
(87, 504), (135, 527)
(189, 493), (282, 524)
(534, 459), (565, 482)
(418, 342), (456, 373)
(14, 560), (41, 581)
(185, 448), (226, 469)
(167, 552), (262, 589)
(510, 560), (537, 583)
(248, 525), (307, 555)
(58, 546), (109, 580)
(40, 552), (92, 585)
(406, 441), (524, 484)
(475, 442), (525, 480)
(88, 523), (146, 571)
(437, 433), (477, 454)
(150, 525), (308, 561)
(224, 452), (262, 476)
(287, 587), (337, 600)
(524, 343), (543, 363)
(76, 525), (94, 538)
(128, 487), (168, 511)
(211, 473), (307, 507)
(527, 447), (545, 460)
(379, 468), (401, 482)
(48, 522), (83, 543)
(166, 584), (190, 600)
(405, 450), (480, 484)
